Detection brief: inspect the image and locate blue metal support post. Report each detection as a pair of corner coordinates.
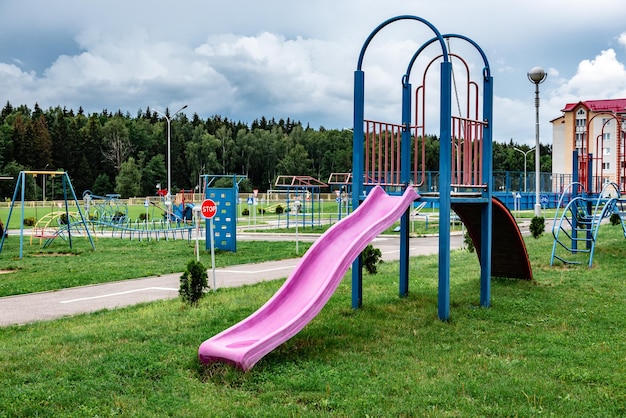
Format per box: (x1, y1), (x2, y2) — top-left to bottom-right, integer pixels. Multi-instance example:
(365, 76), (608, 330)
(399, 76), (412, 297)
(438, 60), (452, 321)
(351, 70), (365, 309)
(480, 69), (494, 307)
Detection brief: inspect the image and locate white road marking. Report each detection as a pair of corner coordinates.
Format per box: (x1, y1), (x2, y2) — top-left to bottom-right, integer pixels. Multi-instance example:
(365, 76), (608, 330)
(60, 287), (178, 304)
(220, 265), (297, 274)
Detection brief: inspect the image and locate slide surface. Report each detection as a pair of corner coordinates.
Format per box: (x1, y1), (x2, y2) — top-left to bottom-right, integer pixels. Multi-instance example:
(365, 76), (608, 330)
(452, 197), (532, 280)
(198, 185), (419, 370)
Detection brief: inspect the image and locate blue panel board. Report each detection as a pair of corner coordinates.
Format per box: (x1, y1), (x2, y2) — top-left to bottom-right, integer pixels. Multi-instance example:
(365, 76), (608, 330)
(205, 188), (237, 252)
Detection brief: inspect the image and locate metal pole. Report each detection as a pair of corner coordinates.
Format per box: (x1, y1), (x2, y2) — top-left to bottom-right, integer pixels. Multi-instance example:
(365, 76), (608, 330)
(534, 82), (541, 216)
(154, 105), (187, 224)
(528, 67), (547, 217)
(513, 147), (535, 193)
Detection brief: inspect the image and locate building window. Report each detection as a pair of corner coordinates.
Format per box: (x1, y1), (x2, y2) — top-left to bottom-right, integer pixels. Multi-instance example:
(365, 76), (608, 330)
(576, 118), (586, 127)
(604, 148), (611, 155)
(603, 163), (610, 170)
(602, 118), (612, 126)
(603, 133), (611, 141)
(575, 132), (584, 146)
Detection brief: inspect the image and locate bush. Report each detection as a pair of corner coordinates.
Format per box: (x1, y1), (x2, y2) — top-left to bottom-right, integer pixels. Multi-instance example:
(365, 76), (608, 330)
(179, 260), (209, 306)
(23, 217), (36, 226)
(464, 231), (475, 253)
(529, 216), (545, 239)
(139, 212), (149, 221)
(610, 213), (621, 226)
(242, 208), (249, 216)
(275, 205), (284, 214)
(362, 244), (382, 274)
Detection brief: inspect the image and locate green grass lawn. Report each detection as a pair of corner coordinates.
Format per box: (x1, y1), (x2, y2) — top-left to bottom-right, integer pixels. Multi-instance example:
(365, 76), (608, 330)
(0, 224), (624, 416)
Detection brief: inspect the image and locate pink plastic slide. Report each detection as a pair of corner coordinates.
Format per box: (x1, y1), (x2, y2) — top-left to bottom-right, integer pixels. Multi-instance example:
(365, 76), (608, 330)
(198, 185), (419, 370)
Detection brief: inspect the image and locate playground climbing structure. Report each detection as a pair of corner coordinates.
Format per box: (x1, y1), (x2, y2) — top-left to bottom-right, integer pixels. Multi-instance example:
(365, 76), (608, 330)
(551, 181), (626, 267)
(351, 16), (532, 320)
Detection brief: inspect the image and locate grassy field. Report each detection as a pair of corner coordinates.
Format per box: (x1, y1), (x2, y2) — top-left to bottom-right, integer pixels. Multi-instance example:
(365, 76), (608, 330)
(0, 222), (624, 416)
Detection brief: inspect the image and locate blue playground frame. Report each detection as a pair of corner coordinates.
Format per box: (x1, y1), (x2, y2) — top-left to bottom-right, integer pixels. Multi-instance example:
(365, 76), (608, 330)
(351, 15), (495, 321)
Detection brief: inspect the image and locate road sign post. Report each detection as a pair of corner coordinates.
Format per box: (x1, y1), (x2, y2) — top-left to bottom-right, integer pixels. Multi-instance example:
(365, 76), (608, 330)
(201, 199), (217, 290)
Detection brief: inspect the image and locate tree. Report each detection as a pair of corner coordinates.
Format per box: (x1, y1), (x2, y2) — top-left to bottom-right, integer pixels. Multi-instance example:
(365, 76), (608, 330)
(277, 143), (312, 176)
(91, 173), (113, 196)
(115, 157), (141, 197)
(184, 126), (220, 189)
(102, 117), (133, 173)
(141, 155), (166, 196)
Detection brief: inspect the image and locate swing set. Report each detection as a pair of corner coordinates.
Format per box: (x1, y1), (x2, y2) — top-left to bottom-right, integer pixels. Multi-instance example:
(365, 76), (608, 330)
(0, 171), (95, 259)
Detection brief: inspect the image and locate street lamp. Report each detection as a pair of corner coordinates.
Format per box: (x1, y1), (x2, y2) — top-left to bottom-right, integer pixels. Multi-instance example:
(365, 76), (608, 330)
(513, 147), (535, 192)
(154, 104), (188, 223)
(528, 66), (547, 216)
(43, 164), (49, 202)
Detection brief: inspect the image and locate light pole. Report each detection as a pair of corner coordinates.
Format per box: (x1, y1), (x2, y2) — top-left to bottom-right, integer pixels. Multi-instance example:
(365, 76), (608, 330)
(43, 164), (49, 202)
(513, 147), (535, 192)
(154, 104), (188, 223)
(528, 67), (547, 216)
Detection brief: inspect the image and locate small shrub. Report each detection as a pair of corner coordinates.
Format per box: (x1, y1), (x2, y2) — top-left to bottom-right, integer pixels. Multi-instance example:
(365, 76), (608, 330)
(23, 217), (36, 226)
(139, 212), (149, 221)
(179, 260), (209, 306)
(464, 231), (475, 253)
(275, 205), (284, 214)
(242, 208), (249, 216)
(257, 208), (265, 215)
(529, 216), (545, 239)
(112, 211), (126, 223)
(362, 244), (382, 274)
(610, 213), (621, 226)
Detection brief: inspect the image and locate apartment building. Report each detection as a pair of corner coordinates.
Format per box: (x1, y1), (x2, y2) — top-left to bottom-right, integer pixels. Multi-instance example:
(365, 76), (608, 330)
(551, 98), (626, 190)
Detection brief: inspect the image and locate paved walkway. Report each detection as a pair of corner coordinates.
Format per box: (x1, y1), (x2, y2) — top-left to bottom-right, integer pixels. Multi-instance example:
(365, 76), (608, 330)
(0, 234), (462, 327)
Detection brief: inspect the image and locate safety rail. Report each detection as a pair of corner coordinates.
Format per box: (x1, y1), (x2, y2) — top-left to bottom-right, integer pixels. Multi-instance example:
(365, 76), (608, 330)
(364, 118), (486, 190)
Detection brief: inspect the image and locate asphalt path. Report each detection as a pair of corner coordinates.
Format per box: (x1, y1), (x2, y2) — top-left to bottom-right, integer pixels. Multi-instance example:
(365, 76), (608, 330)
(0, 232), (463, 327)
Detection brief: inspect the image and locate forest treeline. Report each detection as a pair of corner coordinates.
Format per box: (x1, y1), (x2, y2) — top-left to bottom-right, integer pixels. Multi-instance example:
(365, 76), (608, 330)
(0, 101), (551, 199)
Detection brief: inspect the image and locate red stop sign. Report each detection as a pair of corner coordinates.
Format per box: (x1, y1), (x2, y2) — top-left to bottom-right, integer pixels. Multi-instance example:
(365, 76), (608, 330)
(201, 199), (217, 219)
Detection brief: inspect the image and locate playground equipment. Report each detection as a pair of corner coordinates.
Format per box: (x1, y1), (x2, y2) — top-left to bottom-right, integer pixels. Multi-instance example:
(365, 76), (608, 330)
(81, 190), (195, 242)
(199, 15), (532, 370)
(350, 16), (531, 322)
(551, 181), (626, 267)
(0, 171), (95, 258)
(550, 107), (626, 267)
(202, 174), (246, 252)
(199, 185), (418, 370)
(328, 172), (353, 220)
(274, 175), (327, 228)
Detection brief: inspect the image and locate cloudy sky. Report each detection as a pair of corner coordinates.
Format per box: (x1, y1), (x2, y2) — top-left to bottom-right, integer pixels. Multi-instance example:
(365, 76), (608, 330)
(1, 0), (626, 146)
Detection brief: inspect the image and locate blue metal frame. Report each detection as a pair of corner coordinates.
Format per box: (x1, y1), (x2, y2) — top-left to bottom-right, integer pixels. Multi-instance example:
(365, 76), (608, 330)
(203, 174), (245, 252)
(0, 171), (95, 259)
(351, 16), (494, 320)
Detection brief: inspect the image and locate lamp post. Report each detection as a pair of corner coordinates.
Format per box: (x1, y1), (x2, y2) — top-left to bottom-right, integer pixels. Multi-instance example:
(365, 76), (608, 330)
(43, 164), (49, 202)
(154, 104), (188, 223)
(528, 67), (547, 216)
(513, 147), (535, 192)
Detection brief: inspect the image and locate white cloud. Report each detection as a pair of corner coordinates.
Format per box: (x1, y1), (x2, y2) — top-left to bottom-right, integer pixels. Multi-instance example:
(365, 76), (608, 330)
(1, 0), (626, 140)
(553, 49), (626, 100)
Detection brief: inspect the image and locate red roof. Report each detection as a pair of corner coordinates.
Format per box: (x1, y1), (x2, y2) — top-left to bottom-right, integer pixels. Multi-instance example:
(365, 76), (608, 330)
(562, 98), (626, 113)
